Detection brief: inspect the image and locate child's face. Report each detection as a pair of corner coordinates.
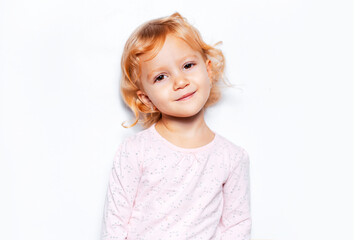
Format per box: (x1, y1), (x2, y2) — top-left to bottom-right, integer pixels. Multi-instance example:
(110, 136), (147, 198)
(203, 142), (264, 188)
(136, 34), (212, 119)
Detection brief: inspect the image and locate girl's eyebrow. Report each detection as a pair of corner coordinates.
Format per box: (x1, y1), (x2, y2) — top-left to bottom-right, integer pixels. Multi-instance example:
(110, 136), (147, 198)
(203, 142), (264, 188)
(146, 54), (199, 80)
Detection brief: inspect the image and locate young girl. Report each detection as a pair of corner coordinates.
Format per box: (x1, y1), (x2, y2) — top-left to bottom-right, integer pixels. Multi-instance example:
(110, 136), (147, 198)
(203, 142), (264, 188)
(101, 12), (251, 240)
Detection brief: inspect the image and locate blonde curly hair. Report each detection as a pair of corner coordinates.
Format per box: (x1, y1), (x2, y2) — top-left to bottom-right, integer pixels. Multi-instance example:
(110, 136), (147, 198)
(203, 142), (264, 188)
(120, 12), (229, 128)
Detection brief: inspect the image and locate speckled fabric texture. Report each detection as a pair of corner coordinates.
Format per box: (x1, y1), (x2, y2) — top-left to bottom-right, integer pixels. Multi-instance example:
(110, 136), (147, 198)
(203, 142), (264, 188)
(101, 124), (251, 240)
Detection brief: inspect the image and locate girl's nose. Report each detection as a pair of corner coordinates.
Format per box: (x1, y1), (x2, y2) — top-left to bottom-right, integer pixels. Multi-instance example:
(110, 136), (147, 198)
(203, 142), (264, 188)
(173, 72), (189, 90)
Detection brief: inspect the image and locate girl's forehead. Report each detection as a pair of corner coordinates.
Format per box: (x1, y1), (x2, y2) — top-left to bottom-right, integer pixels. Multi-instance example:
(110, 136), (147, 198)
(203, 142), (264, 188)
(140, 36), (204, 64)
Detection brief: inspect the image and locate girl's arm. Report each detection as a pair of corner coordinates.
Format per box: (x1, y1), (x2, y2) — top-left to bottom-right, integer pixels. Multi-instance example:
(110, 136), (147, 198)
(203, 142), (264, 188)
(101, 139), (142, 240)
(219, 149), (252, 240)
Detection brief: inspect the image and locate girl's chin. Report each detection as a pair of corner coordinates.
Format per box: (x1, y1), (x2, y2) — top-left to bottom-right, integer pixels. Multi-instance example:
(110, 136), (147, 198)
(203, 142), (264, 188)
(162, 108), (205, 119)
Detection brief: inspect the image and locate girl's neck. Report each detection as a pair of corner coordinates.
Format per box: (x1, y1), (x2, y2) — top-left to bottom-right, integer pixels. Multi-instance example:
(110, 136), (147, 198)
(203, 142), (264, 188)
(154, 108), (215, 149)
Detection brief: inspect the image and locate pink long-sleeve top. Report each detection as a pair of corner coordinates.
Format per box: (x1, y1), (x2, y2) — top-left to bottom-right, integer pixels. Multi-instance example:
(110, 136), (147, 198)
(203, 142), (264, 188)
(101, 124), (251, 240)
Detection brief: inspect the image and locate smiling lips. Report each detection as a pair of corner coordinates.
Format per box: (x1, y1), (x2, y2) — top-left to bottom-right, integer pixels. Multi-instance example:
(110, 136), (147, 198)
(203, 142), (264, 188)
(176, 91), (196, 101)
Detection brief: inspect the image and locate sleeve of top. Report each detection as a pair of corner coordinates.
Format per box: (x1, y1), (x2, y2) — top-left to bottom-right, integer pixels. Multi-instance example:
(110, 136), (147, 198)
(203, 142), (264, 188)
(101, 139), (142, 240)
(219, 148), (252, 240)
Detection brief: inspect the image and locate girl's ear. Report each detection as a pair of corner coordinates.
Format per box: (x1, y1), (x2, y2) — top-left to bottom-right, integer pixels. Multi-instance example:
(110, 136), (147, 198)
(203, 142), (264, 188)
(206, 59), (213, 79)
(136, 90), (156, 109)
(206, 59), (213, 85)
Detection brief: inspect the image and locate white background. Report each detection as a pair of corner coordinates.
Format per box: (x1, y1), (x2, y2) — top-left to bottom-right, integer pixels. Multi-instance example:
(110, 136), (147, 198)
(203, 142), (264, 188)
(0, 0), (357, 240)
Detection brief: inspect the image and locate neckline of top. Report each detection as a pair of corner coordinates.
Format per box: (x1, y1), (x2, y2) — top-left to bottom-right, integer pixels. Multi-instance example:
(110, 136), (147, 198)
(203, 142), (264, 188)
(149, 123), (218, 153)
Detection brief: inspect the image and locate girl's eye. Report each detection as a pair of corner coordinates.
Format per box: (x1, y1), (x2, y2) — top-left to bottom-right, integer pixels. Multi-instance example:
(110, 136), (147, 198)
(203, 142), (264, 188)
(154, 74), (166, 82)
(153, 63), (195, 83)
(184, 62), (196, 69)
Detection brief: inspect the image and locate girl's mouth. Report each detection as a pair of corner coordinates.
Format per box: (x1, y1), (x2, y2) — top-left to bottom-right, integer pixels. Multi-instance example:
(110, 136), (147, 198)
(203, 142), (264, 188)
(176, 91), (196, 101)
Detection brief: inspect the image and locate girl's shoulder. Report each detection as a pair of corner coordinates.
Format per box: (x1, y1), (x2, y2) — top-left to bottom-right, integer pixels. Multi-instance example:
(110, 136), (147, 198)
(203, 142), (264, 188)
(215, 133), (250, 162)
(111, 128), (150, 159)
(118, 126), (153, 149)
(117, 126), (249, 162)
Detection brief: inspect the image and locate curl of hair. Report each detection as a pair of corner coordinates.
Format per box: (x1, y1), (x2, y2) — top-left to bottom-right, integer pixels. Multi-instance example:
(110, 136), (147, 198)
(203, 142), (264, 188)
(120, 12), (230, 129)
